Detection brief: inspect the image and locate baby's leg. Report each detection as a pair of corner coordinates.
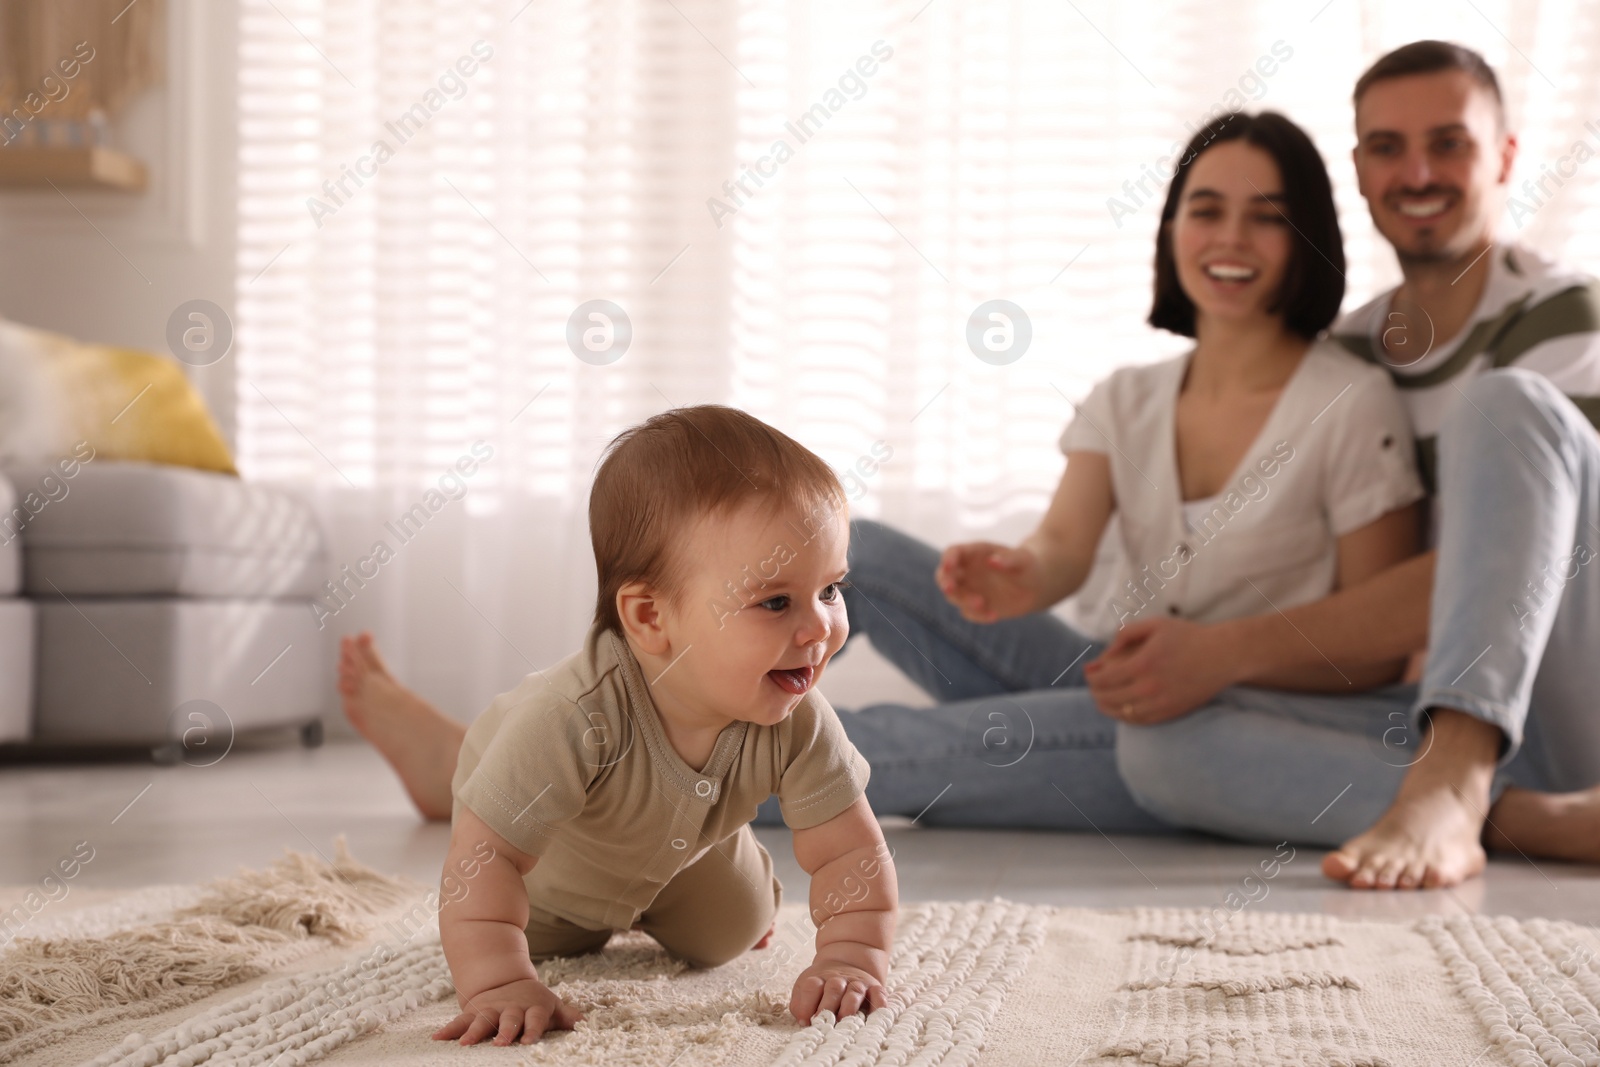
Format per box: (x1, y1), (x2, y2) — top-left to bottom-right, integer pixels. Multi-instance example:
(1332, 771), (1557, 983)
(637, 826), (781, 968)
(523, 902), (614, 962)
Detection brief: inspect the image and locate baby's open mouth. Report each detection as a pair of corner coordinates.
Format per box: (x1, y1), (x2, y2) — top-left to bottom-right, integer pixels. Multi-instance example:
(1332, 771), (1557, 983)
(767, 665), (815, 695)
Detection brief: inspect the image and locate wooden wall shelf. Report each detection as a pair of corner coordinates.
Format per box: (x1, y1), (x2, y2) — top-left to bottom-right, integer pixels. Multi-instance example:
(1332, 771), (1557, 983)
(0, 146), (148, 192)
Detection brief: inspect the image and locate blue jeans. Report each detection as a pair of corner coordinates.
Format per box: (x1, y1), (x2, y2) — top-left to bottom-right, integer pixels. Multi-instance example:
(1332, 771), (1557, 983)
(1120, 370), (1600, 845)
(759, 370), (1600, 847)
(756, 516), (1172, 833)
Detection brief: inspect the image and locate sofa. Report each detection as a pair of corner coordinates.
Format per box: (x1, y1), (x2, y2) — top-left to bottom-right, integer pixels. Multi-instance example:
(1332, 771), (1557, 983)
(0, 459), (331, 762)
(0, 474), (31, 744)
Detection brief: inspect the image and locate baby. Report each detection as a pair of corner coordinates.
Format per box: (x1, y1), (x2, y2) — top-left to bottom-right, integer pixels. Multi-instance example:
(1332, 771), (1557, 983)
(433, 404), (898, 1046)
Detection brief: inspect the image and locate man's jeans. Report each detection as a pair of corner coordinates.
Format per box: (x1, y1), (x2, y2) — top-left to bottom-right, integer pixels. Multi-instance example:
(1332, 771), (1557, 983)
(1119, 370), (1600, 845)
(759, 370), (1600, 846)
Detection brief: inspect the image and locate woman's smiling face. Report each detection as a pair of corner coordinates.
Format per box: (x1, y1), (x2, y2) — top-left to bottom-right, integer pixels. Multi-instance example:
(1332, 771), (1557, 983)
(1170, 140), (1296, 329)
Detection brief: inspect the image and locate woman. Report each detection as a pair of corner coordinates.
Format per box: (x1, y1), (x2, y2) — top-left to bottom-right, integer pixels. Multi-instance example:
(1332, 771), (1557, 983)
(772, 110), (1426, 833)
(342, 112), (1424, 841)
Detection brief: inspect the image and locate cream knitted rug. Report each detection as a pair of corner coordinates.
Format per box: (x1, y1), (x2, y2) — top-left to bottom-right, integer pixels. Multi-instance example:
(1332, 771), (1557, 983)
(4, 848), (1598, 1066)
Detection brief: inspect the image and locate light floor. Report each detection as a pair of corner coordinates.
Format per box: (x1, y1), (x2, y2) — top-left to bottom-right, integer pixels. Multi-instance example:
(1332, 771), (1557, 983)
(3, 734), (1597, 926)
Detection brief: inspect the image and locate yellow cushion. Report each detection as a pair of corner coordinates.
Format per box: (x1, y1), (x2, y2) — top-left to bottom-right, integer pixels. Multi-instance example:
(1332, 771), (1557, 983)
(13, 323), (237, 475)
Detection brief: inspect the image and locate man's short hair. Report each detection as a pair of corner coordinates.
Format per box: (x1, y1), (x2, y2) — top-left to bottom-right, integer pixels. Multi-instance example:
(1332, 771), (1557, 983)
(589, 404), (846, 635)
(1353, 40), (1505, 127)
(1148, 110), (1346, 342)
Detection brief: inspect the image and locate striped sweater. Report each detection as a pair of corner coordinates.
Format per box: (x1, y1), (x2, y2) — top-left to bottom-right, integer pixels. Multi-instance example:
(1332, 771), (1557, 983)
(1331, 244), (1600, 493)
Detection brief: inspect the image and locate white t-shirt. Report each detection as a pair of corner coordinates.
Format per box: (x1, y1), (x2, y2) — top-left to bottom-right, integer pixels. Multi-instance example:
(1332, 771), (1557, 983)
(1055, 338), (1425, 639)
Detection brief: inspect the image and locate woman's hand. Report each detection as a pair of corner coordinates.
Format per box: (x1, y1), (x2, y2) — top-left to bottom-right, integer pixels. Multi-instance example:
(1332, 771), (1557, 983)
(432, 978), (583, 1046)
(936, 541), (1041, 623)
(1086, 617), (1237, 724)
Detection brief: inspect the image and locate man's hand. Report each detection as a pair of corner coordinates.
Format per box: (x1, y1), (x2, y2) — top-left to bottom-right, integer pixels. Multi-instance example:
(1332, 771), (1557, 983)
(1085, 617), (1238, 724)
(790, 960), (887, 1024)
(432, 978), (584, 1046)
(935, 541), (1041, 622)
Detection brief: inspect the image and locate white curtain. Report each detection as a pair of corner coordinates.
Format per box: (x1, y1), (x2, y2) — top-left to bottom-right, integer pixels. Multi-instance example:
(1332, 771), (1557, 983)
(235, 0), (1600, 721)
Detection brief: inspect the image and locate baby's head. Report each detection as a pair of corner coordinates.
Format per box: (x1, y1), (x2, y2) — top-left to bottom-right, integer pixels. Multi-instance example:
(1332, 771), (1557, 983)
(590, 405), (850, 726)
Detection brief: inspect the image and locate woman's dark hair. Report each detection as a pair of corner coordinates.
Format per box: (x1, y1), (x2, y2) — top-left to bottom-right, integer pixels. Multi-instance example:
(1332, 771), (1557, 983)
(1148, 110), (1345, 341)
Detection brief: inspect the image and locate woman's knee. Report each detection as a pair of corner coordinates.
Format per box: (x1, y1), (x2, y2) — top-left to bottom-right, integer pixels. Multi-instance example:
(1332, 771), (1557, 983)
(1114, 720), (1205, 827)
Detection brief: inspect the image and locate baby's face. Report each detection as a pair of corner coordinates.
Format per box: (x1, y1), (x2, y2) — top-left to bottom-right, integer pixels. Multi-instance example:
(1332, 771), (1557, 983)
(664, 497), (850, 726)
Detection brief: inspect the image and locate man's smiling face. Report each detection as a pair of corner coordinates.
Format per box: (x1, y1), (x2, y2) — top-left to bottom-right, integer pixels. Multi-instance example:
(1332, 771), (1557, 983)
(1352, 68), (1515, 265)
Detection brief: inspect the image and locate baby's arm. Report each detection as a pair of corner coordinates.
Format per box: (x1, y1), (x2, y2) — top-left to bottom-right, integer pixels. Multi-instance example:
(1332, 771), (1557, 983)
(432, 805), (583, 1046)
(788, 795), (899, 1023)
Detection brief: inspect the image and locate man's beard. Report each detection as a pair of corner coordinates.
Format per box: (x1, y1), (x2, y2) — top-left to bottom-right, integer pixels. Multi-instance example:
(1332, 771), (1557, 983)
(1380, 185), (1475, 266)
(1393, 238), (1459, 267)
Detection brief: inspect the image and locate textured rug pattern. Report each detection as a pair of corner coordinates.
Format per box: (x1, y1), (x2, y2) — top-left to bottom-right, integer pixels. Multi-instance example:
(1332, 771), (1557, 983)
(1420, 914), (1600, 1067)
(10, 851), (1600, 1067)
(773, 900), (1048, 1067)
(77, 899), (1048, 1067)
(1105, 910), (1387, 1067)
(88, 937), (454, 1067)
(0, 840), (418, 1065)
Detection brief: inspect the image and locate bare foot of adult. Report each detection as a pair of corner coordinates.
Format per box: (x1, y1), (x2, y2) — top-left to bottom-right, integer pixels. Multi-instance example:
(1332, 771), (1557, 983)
(1484, 783), (1600, 865)
(1322, 709), (1499, 890)
(338, 632), (465, 821)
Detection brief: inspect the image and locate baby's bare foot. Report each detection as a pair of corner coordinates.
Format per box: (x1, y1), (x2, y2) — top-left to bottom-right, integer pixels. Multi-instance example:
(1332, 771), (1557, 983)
(1485, 784), (1600, 865)
(338, 632), (465, 821)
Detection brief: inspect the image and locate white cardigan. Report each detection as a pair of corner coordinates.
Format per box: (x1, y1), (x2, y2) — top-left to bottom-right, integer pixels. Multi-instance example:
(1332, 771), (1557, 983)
(1057, 339), (1424, 639)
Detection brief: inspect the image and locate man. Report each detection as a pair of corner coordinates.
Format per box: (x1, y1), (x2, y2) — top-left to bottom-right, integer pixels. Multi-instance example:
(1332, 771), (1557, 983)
(1100, 40), (1600, 889)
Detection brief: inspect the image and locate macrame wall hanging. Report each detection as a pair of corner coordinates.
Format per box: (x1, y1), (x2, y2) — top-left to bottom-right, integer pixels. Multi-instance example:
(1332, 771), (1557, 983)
(0, 0), (165, 190)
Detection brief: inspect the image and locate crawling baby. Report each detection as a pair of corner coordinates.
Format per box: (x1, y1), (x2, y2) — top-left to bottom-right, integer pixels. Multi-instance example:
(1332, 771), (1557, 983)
(434, 404), (898, 1046)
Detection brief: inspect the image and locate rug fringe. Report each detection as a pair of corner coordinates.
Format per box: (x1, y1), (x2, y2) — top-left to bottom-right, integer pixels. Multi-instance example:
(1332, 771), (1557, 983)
(0, 836), (420, 1064)
(177, 836), (416, 945)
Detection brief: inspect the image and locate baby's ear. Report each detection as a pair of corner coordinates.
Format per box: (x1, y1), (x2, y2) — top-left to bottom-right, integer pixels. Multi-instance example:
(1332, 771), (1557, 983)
(615, 580), (671, 655)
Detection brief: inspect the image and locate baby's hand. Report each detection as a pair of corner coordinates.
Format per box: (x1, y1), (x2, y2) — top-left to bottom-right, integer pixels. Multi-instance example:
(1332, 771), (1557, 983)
(432, 978), (584, 1046)
(789, 961), (887, 1024)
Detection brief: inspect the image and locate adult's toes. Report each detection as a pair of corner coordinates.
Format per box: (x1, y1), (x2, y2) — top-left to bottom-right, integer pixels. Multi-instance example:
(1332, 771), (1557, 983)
(1349, 857), (1385, 888)
(1396, 861), (1425, 889)
(1321, 850), (1360, 881)
(1431, 856), (1474, 889)
(1372, 857), (1407, 889)
(357, 632), (390, 671)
